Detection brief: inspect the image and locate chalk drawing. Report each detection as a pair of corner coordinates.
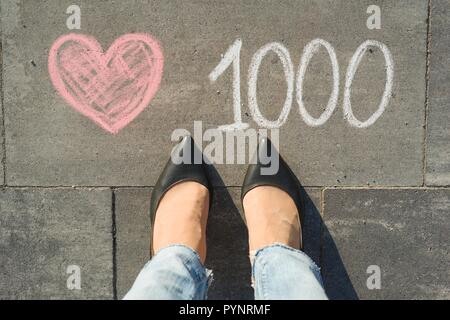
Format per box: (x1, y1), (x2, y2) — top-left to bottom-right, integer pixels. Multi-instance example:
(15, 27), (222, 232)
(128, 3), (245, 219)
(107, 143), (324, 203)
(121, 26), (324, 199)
(343, 40), (394, 128)
(212, 39), (394, 129)
(48, 33), (164, 134)
(209, 39), (249, 131)
(248, 42), (294, 129)
(296, 38), (339, 127)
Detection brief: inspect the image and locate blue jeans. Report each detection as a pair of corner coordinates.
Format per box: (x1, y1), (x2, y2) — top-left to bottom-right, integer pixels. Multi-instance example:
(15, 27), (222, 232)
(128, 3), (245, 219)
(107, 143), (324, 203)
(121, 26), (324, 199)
(124, 243), (328, 300)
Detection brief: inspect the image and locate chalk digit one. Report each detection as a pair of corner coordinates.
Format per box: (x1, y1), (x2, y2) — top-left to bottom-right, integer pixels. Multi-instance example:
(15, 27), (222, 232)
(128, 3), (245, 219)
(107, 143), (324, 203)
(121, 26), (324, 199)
(248, 42), (294, 129)
(66, 5), (81, 30)
(343, 40), (394, 128)
(209, 39), (249, 131)
(296, 39), (339, 127)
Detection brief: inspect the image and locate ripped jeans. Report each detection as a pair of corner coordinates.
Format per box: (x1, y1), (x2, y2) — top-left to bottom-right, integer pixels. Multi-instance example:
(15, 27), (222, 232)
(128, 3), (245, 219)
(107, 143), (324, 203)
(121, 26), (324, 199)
(123, 243), (328, 300)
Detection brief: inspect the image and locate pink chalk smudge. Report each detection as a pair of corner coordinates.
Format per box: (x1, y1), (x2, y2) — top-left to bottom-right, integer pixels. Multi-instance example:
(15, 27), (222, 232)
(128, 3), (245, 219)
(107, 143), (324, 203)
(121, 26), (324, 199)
(48, 33), (164, 134)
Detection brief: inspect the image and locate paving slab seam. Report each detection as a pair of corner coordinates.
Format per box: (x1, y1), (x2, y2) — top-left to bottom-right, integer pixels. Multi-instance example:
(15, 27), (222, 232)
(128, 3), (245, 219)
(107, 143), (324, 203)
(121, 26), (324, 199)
(320, 187), (326, 217)
(319, 187), (326, 267)
(111, 188), (118, 300)
(6, 184), (449, 189)
(423, 0), (433, 187)
(0, 186), (112, 190)
(0, 20), (5, 187)
(321, 186), (450, 190)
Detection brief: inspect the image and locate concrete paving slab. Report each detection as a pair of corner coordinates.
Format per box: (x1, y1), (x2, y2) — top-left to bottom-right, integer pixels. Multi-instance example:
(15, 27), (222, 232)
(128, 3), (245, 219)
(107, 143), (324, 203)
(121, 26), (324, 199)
(0, 85), (4, 186)
(0, 13), (4, 186)
(322, 188), (450, 299)
(0, 188), (113, 299)
(426, 0), (450, 186)
(114, 186), (322, 299)
(114, 187), (152, 299)
(2, 0), (426, 187)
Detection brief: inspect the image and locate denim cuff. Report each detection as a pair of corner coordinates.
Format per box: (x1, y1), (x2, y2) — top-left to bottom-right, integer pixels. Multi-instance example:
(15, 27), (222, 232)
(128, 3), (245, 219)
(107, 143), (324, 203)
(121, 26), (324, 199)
(153, 244), (214, 288)
(250, 243), (321, 284)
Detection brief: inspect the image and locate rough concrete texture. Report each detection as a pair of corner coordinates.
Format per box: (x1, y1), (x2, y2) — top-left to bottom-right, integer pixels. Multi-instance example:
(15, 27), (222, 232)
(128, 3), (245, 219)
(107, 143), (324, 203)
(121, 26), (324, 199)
(426, 0), (450, 186)
(2, 0), (426, 186)
(114, 187), (152, 299)
(322, 189), (450, 300)
(0, 188), (113, 299)
(0, 13), (4, 186)
(115, 187), (322, 299)
(0, 81), (3, 186)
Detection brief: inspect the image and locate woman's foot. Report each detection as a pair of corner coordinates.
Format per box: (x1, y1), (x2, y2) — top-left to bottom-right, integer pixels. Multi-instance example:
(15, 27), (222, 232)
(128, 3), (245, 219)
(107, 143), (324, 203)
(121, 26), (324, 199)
(152, 181), (210, 263)
(243, 185), (302, 252)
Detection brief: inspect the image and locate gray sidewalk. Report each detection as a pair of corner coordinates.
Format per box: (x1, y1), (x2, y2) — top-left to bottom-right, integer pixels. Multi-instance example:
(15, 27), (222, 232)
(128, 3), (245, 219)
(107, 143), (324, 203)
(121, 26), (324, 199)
(0, 0), (449, 299)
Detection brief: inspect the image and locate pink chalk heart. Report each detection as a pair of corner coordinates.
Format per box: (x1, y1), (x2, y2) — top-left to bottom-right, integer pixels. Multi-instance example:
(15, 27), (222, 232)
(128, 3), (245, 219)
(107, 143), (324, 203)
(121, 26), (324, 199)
(48, 33), (164, 134)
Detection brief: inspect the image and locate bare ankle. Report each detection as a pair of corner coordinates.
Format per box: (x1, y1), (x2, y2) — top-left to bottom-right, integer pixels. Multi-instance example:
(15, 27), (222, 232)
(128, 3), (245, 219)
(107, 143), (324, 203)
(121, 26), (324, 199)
(243, 186), (302, 252)
(152, 181), (209, 262)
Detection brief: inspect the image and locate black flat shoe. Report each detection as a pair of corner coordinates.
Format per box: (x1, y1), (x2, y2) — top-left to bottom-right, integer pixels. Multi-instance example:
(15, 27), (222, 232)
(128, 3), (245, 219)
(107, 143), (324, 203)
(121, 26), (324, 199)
(150, 135), (212, 254)
(241, 136), (304, 249)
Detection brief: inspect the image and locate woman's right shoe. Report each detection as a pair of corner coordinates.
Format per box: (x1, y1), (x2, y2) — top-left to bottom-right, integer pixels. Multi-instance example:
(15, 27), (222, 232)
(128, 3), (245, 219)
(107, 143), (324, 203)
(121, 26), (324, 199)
(149, 135), (212, 255)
